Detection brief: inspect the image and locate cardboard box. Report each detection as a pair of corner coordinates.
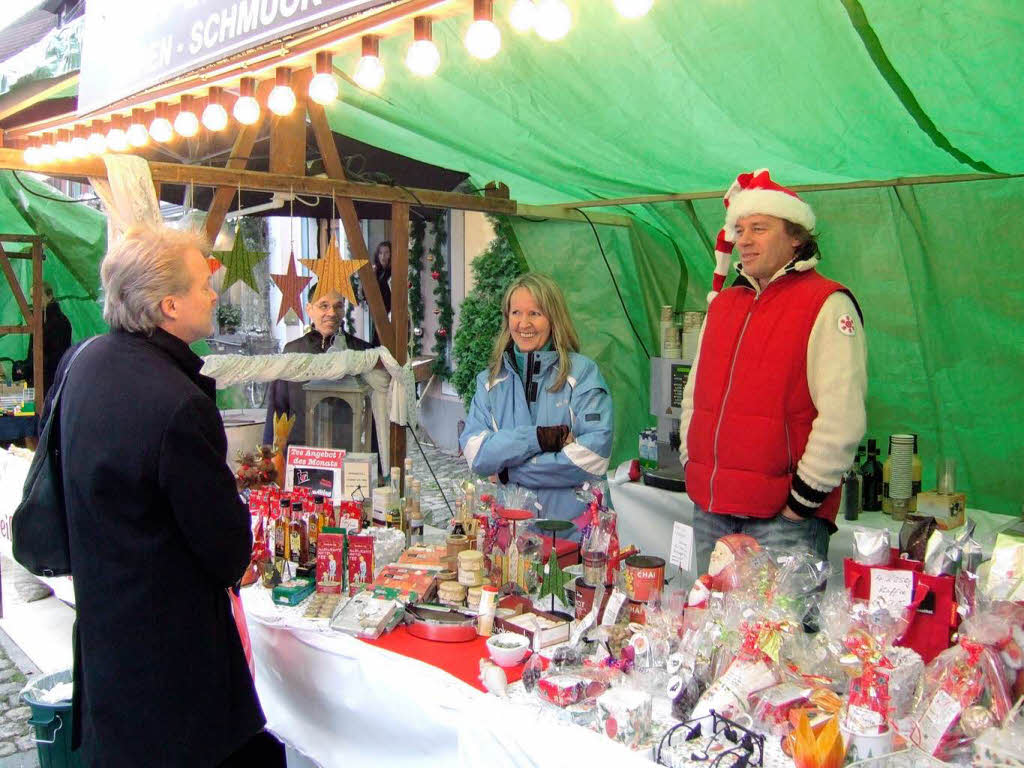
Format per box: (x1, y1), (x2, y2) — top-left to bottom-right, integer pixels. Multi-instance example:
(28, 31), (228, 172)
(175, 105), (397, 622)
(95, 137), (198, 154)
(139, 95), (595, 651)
(316, 531), (346, 594)
(396, 544), (448, 571)
(494, 610), (570, 651)
(370, 564), (436, 604)
(348, 535), (375, 596)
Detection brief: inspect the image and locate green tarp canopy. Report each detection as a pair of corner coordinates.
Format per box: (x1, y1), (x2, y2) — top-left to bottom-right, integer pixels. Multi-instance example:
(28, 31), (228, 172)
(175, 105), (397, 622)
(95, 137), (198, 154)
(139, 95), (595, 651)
(0, 169), (108, 375)
(323, 0), (1024, 516)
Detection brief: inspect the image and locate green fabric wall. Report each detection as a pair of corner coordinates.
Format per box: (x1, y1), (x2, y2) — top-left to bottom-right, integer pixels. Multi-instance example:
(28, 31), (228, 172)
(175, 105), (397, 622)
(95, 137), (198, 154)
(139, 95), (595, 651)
(319, 0), (1023, 514)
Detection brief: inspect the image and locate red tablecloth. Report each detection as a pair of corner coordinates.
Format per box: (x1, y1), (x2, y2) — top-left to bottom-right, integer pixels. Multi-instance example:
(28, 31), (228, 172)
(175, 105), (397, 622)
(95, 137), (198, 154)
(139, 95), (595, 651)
(361, 625), (527, 692)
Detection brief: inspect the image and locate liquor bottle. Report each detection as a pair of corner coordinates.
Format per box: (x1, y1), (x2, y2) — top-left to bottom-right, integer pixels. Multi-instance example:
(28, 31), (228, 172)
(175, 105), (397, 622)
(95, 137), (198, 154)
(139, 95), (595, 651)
(881, 436), (893, 516)
(407, 478), (424, 544)
(307, 497), (321, 558)
(842, 448), (864, 521)
(275, 496), (290, 561)
(860, 439), (883, 512)
(289, 501), (309, 564)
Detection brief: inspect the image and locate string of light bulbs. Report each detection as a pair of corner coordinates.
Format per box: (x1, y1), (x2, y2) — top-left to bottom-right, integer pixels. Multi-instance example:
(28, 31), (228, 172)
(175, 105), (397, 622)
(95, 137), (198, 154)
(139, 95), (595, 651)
(18, 0), (655, 167)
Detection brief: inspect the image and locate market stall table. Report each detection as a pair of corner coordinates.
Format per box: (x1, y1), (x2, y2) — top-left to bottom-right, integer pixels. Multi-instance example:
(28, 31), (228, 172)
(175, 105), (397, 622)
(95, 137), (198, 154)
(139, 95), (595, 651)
(242, 588), (656, 768)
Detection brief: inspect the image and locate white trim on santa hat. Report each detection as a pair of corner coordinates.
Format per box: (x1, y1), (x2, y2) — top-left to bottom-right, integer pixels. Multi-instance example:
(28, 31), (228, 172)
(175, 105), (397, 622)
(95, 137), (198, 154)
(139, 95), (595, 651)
(724, 188), (815, 238)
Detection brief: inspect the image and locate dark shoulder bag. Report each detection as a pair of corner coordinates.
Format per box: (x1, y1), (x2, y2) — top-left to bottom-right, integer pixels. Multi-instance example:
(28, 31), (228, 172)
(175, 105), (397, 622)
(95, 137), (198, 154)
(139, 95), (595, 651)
(12, 337), (98, 576)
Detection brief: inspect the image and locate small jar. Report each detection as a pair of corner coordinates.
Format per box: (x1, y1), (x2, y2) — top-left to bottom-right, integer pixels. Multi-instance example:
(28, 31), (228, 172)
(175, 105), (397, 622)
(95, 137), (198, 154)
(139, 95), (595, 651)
(458, 549), (485, 587)
(466, 586), (483, 611)
(438, 580), (467, 607)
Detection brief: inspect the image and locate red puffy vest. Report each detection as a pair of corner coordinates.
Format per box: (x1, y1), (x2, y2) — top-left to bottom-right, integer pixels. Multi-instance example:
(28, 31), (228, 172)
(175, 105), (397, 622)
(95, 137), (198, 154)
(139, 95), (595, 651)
(685, 269), (851, 523)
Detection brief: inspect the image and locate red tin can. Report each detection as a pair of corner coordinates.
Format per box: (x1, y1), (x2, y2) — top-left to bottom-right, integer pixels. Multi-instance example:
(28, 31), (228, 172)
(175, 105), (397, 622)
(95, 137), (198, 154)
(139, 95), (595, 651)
(623, 555), (665, 603)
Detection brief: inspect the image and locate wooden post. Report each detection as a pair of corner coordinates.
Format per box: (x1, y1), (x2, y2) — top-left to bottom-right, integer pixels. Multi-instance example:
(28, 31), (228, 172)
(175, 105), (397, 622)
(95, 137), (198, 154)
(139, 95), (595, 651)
(269, 69), (310, 176)
(306, 100), (394, 350)
(31, 239), (43, 416)
(389, 203), (410, 475)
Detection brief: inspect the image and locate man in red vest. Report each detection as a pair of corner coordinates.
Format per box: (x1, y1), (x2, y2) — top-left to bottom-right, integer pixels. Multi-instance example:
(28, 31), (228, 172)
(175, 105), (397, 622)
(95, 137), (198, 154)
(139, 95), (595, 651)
(680, 170), (867, 572)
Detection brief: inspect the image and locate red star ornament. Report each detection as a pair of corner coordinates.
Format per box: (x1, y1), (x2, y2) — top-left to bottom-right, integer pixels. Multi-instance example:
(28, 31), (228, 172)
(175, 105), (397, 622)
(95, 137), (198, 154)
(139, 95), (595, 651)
(270, 251), (313, 324)
(300, 233), (366, 305)
(207, 255), (222, 274)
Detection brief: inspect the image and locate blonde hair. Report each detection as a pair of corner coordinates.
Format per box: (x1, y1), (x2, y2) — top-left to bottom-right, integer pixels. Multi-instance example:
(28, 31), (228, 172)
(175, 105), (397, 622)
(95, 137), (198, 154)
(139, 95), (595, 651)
(488, 273), (580, 392)
(101, 225), (210, 333)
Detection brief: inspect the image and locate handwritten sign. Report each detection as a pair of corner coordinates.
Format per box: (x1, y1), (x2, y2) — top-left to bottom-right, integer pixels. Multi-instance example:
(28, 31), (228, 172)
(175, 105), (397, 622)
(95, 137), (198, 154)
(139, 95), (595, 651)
(669, 521), (694, 571)
(869, 568), (915, 613)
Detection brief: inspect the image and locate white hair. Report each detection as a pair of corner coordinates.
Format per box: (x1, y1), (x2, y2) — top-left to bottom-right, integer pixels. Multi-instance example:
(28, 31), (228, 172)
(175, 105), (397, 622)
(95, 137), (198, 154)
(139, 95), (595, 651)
(101, 225), (210, 333)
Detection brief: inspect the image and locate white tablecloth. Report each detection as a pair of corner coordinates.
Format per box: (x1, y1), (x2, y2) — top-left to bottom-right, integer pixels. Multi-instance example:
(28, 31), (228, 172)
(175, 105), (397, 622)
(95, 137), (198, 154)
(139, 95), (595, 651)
(608, 476), (1007, 579)
(242, 589), (653, 768)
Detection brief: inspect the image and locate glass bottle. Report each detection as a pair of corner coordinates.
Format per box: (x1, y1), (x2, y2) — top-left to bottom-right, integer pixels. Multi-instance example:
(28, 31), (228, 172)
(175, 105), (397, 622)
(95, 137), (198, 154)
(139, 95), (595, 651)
(842, 452), (863, 522)
(307, 497), (321, 558)
(407, 479), (424, 544)
(289, 501), (309, 564)
(275, 496), (290, 561)
(881, 436), (893, 516)
(861, 439), (883, 512)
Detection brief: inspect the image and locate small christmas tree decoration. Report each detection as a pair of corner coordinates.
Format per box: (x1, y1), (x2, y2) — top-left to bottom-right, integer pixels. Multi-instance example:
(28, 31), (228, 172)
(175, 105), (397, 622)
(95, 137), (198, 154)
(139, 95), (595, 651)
(535, 551), (572, 604)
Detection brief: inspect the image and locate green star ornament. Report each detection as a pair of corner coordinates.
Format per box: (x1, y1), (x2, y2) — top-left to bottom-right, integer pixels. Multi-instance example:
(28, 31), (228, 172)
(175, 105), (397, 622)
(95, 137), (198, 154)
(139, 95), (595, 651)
(214, 224), (267, 294)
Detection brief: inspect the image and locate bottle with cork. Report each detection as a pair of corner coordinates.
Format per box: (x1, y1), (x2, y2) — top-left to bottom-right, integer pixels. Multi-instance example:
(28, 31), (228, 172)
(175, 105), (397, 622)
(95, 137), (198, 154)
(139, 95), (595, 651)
(289, 500), (309, 565)
(860, 439), (883, 512)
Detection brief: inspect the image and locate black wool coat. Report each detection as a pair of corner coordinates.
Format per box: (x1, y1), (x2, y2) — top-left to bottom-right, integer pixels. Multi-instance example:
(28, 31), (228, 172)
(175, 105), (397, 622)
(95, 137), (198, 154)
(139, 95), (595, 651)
(52, 328), (264, 767)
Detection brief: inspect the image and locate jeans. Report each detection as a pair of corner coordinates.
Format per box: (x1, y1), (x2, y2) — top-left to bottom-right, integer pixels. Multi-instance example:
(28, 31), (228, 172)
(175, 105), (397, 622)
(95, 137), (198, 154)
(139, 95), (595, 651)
(693, 503), (831, 575)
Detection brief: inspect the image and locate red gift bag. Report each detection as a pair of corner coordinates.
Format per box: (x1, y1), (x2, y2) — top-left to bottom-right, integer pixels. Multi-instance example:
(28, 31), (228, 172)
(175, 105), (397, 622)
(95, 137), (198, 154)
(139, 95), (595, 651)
(844, 550), (959, 663)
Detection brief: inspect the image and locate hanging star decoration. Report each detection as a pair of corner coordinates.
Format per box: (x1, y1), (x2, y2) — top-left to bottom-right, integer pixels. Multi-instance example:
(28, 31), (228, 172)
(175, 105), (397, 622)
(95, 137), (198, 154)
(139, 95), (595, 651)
(300, 232), (366, 305)
(213, 223), (267, 293)
(270, 251), (313, 324)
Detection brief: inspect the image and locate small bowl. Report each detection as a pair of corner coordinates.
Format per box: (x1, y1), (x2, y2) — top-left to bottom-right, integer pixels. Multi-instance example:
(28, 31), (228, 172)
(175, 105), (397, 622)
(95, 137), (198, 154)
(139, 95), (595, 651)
(486, 632), (530, 667)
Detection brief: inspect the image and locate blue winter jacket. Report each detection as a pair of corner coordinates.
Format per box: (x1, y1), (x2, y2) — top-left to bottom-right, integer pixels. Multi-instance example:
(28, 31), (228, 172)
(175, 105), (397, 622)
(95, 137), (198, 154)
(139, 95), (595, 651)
(459, 347), (614, 523)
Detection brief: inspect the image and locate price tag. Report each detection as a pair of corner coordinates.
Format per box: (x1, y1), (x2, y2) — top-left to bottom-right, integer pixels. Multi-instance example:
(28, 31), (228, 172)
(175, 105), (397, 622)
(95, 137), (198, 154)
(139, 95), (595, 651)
(869, 568), (914, 612)
(670, 522), (694, 570)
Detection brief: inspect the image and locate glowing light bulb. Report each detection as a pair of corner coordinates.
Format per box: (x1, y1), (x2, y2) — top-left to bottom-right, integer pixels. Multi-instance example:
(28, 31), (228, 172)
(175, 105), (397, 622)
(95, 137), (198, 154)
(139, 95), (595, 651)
(406, 40), (440, 77)
(465, 20), (501, 59)
(267, 85), (296, 115)
(535, 0), (572, 41)
(354, 55), (385, 90)
(55, 131), (74, 160)
(72, 135), (90, 157)
(613, 0), (654, 18)
(233, 95), (259, 125)
(106, 126), (129, 152)
(88, 124), (108, 155)
(37, 141), (56, 164)
(127, 123), (149, 147)
(174, 97), (200, 138)
(309, 72), (339, 104)
(202, 101), (228, 131)
(234, 78), (261, 125)
(150, 117), (173, 143)
(268, 68), (296, 115)
(509, 0), (537, 32)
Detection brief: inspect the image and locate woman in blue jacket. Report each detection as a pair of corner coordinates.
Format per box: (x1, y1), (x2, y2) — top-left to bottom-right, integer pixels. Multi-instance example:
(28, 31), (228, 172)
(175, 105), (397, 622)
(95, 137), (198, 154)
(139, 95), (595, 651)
(459, 273), (613, 523)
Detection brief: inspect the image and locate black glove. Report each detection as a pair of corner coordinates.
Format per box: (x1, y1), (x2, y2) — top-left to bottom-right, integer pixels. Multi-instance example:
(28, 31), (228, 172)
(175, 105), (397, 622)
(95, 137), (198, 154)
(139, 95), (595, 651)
(536, 425), (570, 453)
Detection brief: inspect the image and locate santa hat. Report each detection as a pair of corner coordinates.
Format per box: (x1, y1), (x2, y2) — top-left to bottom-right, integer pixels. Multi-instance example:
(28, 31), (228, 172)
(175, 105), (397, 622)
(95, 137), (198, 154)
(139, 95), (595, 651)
(707, 169), (816, 303)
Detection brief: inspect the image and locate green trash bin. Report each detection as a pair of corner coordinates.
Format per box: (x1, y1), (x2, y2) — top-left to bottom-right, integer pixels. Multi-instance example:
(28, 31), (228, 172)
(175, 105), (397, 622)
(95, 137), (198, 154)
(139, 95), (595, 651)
(21, 669), (83, 768)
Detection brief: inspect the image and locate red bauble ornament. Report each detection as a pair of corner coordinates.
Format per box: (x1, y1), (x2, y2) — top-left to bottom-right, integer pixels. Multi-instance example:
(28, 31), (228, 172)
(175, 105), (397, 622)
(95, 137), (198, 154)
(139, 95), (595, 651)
(438, 328), (448, 337)
(431, 270), (440, 279)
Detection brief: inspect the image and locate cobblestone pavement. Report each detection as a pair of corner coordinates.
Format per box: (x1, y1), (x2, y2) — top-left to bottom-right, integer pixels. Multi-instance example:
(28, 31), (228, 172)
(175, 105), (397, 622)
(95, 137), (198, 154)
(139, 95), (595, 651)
(405, 427), (467, 528)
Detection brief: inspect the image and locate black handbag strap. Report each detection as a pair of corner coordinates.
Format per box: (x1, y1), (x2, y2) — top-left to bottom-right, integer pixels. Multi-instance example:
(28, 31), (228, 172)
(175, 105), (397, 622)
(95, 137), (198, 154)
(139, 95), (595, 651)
(45, 335), (99, 428)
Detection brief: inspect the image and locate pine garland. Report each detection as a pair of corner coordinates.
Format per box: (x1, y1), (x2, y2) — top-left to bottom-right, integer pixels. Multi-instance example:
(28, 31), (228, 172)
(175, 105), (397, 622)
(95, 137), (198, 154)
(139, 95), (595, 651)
(409, 218), (427, 356)
(451, 215), (527, 407)
(429, 213), (453, 377)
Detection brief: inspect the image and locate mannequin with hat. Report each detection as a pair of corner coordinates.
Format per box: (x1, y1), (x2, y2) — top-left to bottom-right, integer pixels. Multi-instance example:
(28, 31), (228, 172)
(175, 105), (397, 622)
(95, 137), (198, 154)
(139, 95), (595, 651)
(679, 170), (868, 573)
